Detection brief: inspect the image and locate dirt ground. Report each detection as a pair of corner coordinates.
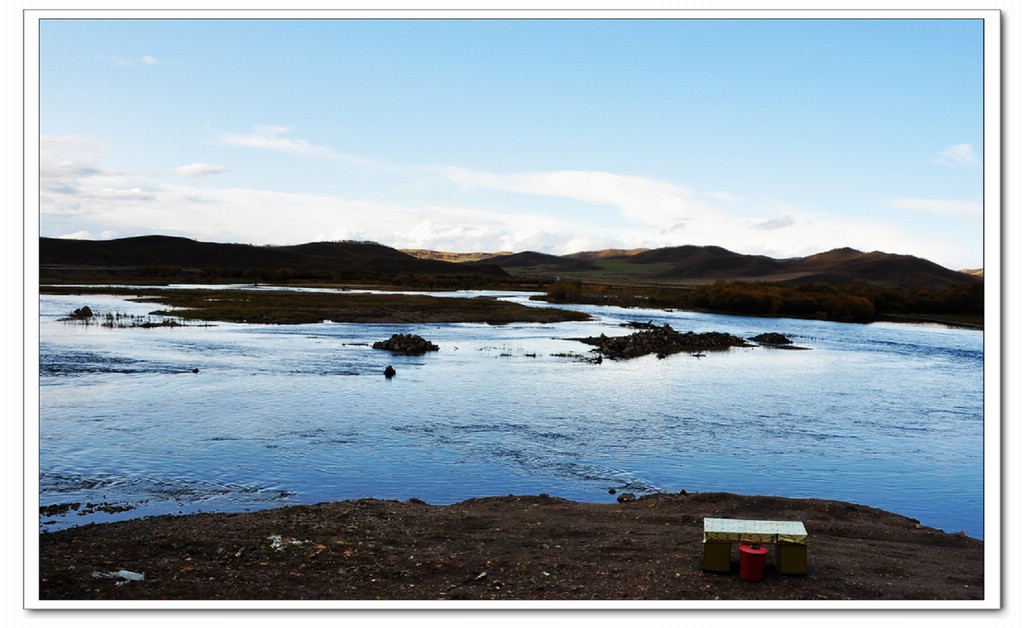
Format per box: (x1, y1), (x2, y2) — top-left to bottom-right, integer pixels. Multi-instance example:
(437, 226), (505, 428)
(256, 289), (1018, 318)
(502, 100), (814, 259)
(36, 491), (985, 605)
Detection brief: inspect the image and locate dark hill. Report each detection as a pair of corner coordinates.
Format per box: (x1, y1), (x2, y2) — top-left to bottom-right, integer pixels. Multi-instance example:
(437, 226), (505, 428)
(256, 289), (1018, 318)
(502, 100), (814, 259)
(548, 245), (979, 290)
(39, 236), (509, 282)
(622, 245), (788, 279)
(469, 250), (601, 273)
(276, 240), (410, 260)
(780, 248), (980, 290)
(565, 248), (650, 262)
(39, 235), (301, 268)
(276, 241), (508, 277)
(41, 236), (980, 291)
(790, 247), (867, 267)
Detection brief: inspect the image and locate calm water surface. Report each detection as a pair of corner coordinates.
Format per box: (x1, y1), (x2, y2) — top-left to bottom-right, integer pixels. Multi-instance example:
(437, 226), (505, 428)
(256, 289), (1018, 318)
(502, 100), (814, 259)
(36, 287), (985, 538)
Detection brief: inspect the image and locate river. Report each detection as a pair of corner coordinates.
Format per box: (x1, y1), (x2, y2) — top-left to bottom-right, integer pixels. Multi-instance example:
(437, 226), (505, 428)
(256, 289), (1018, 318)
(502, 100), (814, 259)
(35, 287), (986, 538)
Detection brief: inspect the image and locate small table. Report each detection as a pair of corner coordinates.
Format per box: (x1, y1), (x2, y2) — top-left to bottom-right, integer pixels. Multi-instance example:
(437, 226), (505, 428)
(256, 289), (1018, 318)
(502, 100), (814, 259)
(702, 518), (808, 575)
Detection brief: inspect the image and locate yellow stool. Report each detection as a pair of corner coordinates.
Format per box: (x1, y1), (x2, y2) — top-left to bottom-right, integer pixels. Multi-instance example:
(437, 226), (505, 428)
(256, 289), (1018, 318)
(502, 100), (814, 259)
(702, 541), (733, 573)
(775, 542), (808, 575)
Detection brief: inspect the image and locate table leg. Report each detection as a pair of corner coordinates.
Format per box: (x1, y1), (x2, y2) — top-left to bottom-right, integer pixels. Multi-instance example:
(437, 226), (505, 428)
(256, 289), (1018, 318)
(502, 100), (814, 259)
(702, 541), (732, 572)
(776, 543), (807, 575)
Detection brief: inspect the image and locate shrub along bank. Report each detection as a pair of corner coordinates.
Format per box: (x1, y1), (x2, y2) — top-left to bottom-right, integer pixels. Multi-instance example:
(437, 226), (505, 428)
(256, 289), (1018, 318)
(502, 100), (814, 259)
(542, 278), (983, 325)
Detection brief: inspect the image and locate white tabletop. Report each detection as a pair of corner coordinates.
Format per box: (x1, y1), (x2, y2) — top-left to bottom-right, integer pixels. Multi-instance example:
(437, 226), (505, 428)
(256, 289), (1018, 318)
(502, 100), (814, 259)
(703, 518), (808, 543)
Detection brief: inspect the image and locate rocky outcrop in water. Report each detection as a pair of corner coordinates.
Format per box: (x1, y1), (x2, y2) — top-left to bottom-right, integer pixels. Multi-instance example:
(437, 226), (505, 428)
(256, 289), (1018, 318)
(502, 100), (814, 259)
(372, 333), (440, 355)
(578, 324), (750, 360)
(750, 332), (793, 345)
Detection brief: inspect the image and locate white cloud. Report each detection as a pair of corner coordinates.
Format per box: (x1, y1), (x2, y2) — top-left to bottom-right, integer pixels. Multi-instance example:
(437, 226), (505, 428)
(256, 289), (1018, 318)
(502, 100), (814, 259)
(56, 229), (119, 241)
(40, 134), (106, 171)
(440, 165), (917, 259)
(38, 138), (573, 251)
(890, 198), (982, 220)
(174, 163), (230, 178)
(706, 190), (742, 203)
(36, 134), (982, 269)
(57, 230), (96, 240)
(385, 205), (586, 255)
(40, 135), (146, 215)
(751, 215), (795, 230)
(112, 55), (160, 67)
(441, 166), (714, 229)
(214, 126), (373, 165)
(215, 125), (335, 157)
(930, 144), (980, 168)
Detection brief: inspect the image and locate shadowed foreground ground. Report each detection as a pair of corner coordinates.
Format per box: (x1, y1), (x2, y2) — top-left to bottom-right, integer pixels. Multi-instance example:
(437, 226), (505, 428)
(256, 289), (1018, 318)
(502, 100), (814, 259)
(36, 492), (985, 605)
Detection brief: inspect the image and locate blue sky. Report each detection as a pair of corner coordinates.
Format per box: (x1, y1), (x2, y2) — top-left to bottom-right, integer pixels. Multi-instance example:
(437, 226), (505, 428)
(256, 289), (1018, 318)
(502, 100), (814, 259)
(35, 14), (989, 269)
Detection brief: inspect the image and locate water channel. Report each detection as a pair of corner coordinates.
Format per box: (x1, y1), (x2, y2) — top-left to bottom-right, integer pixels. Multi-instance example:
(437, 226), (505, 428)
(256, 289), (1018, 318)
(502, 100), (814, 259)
(35, 287), (985, 538)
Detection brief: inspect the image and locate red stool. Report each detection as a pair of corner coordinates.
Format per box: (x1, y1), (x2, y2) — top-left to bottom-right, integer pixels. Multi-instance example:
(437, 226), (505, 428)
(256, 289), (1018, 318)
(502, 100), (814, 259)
(738, 544), (770, 582)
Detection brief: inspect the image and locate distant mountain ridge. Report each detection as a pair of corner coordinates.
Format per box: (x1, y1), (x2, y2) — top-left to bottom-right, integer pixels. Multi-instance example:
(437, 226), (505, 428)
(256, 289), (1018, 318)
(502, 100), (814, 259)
(624, 245), (787, 279)
(470, 244), (979, 290)
(39, 235), (510, 281)
(40, 235), (980, 290)
(467, 250), (603, 273)
(566, 248), (652, 261)
(399, 249), (513, 263)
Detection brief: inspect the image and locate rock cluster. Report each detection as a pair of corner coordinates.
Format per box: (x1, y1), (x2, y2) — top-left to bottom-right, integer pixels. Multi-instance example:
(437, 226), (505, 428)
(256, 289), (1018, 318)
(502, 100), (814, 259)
(372, 333), (440, 355)
(71, 306), (94, 319)
(750, 332), (793, 345)
(578, 324), (750, 360)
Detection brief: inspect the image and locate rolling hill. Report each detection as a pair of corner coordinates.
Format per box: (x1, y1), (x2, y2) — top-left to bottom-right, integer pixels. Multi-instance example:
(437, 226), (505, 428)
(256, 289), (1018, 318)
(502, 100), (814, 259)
(481, 244), (980, 290)
(39, 235), (510, 283)
(467, 250), (602, 273)
(39, 236), (981, 291)
(622, 245), (788, 280)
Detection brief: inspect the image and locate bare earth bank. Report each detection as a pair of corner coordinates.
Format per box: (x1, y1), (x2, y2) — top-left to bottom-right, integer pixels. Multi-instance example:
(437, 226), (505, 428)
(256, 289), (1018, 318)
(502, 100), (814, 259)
(37, 492), (984, 604)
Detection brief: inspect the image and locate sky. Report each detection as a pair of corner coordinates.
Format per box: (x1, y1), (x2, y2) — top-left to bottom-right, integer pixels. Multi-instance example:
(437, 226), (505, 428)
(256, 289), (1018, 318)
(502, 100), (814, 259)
(33, 12), (991, 270)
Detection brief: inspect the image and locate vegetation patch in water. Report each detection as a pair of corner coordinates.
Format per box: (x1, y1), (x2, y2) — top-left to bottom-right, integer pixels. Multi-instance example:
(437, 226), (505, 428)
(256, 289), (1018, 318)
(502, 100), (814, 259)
(58, 307), (195, 329)
(42, 286), (593, 325)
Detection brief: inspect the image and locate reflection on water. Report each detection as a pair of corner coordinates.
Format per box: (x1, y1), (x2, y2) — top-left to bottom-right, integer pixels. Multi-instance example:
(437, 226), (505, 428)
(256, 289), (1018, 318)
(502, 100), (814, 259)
(36, 289), (984, 538)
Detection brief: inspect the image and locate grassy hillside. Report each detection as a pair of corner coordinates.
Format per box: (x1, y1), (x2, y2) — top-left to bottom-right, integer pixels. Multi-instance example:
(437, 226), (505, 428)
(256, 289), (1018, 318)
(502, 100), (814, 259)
(493, 245), (980, 292)
(40, 236), (511, 286)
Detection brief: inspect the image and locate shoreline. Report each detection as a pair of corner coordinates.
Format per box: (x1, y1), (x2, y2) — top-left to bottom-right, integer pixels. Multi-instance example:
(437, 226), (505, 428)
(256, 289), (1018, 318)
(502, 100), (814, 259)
(37, 492), (985, 603)
(873, 312), (984, 330)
